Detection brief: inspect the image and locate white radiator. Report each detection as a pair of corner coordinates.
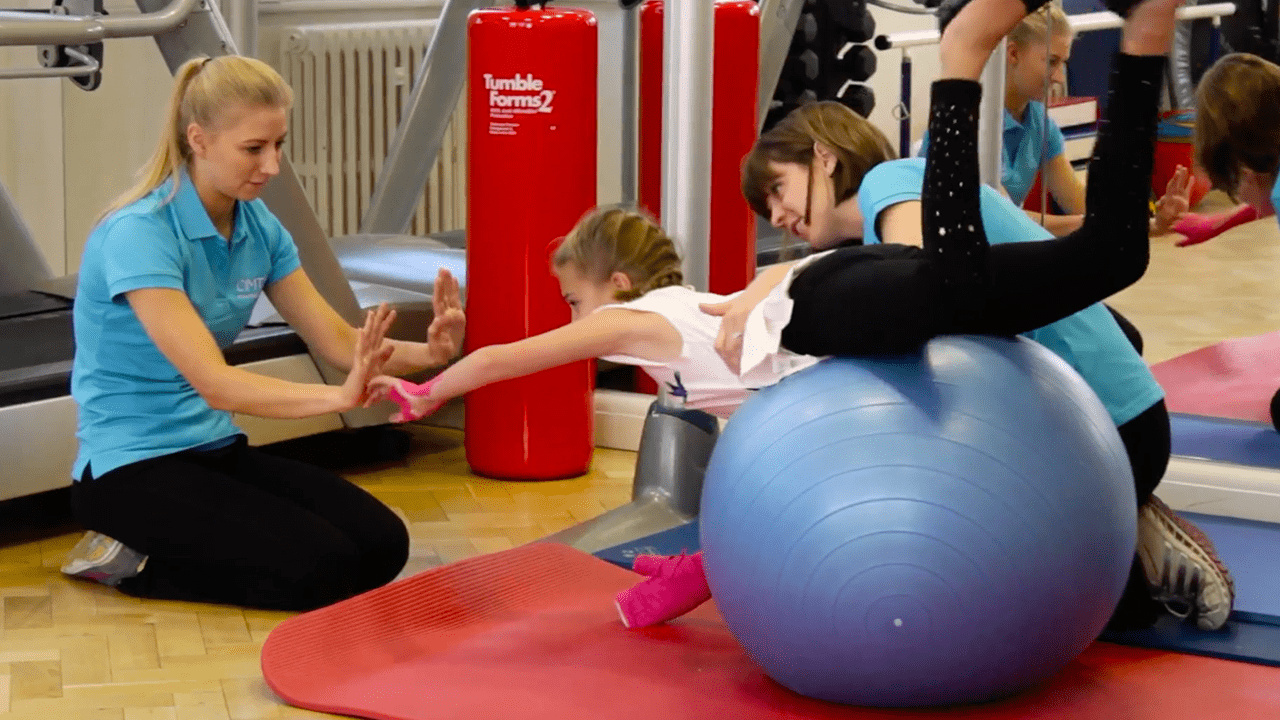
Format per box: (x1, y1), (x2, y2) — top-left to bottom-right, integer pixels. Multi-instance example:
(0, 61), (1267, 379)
(279, 20), (467, 238)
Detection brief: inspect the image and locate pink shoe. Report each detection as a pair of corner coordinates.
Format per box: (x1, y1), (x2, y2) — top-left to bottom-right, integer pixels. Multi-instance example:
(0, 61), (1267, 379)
(616, 552), (711, 629)
(631, 554), (665, 576)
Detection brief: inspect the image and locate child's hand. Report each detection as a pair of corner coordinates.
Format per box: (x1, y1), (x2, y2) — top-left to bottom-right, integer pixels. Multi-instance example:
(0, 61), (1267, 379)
(365, 374), (399, 405)
(366, 376), (444, 423)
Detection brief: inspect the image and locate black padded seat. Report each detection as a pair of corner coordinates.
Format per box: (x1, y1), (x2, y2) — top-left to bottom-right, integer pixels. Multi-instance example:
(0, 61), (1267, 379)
(0, 291), (305, 407)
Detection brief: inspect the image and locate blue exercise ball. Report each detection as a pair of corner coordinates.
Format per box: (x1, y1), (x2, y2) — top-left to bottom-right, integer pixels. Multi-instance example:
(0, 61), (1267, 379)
(700, 335), (1137, 708)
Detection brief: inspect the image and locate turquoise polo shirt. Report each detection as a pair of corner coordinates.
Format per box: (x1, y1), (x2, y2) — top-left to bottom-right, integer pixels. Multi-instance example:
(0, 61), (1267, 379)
(1272, 174), (1280, 227)
(918, 101), (1066, 207)
(856, 158), (1165, 427)
(71, 172), (302, 480)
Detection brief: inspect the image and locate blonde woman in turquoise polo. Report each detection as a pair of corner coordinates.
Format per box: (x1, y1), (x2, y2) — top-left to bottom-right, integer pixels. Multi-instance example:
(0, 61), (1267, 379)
(61, 55), (465, 611)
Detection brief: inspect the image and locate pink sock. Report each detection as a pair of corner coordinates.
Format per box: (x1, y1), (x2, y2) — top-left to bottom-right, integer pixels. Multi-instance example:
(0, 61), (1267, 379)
(386, 377), (442, 422)
(1174, 205), (1260, 247)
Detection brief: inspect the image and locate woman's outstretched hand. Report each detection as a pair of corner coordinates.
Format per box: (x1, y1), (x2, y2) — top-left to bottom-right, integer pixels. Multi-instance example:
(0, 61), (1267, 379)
(426, 268), (466, 366)
(341, 304), (397, 410)
(1152, 165), (1193, 236)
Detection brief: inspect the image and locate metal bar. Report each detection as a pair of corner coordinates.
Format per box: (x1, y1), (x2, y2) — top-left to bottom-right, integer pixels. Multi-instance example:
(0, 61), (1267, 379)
(0, 0), (198, 46)
(359, 0), (481, 236)
(756, 0), (803, 130)
(898, 50), (911, 158)
(662, 0), (714, 291)
(225, 0), (258, 56)
(259, 0), (434, 13)
(875, 2), (1237, 49)
(977, 40), (1005, 188)
(619, 3), (638, 206)
(0, 46), (100, 79)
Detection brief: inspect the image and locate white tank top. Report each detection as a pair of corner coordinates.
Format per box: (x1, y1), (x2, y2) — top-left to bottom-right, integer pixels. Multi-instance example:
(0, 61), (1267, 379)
(597, 253), (830, 418)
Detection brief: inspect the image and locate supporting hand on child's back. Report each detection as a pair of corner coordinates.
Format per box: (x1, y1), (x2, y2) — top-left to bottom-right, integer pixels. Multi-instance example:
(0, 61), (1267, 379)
(700, 299), (750, 376)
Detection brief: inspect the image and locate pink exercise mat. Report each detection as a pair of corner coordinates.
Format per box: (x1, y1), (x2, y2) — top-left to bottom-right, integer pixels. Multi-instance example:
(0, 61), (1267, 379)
(1150, 331), (1280, 422)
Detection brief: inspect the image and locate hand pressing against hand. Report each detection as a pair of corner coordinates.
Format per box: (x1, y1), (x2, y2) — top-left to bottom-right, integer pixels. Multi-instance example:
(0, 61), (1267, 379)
(340, 304), (397, 411)
(366, 376), (444, 423)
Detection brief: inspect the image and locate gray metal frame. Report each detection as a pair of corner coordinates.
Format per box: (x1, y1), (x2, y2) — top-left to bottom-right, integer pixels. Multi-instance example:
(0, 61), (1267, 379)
(359, 0), (482, 236)
(619, 4), (638, 205)
(756, 0), (804, 130)
(225, 0), (259, 56)
(0, 0), (198, 45)
(0, 180), (53, 294)
(661, 0), (714, 292)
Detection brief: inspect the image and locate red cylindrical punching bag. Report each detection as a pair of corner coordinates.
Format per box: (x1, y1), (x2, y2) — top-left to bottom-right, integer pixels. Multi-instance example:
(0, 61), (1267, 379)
(466, 5), (597, 480)
(634, 0), (759, 395)
(638, 0), (760, 294)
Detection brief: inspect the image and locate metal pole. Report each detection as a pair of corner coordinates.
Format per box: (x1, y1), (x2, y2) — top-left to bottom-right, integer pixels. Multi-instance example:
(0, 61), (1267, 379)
(0, 0), (198, 46)
(874, 2), (1238, 49)
(620, 4), (638, 206)
(978, 40), (1005, 189)
(661, 0), (714, 292)
(225, 0), (258, 56)
(360, 0), (481, 236)
(0, 46), (100, 79)
(898, 49), (912, 158)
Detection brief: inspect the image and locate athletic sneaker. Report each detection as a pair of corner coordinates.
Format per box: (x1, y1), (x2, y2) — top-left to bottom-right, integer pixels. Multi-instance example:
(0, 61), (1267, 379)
(1136, 496), (1235, 631)
(60, 531), (148, 587)
(616, 552), (711, 629)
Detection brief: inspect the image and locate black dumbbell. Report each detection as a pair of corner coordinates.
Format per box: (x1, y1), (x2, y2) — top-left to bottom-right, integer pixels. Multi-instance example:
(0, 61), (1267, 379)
(829, 4), (876, 43)
(788, 48), (820, 82)
(833, 80), (875, 117)
(833, 42), (877, 82)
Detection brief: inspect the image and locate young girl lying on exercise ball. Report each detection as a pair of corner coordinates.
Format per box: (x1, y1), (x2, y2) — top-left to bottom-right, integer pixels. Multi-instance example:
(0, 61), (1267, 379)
(368, 0), (1233, 632)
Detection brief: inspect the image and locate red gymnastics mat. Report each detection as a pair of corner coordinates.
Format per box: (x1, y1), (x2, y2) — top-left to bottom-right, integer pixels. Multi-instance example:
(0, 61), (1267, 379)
(1151, 331), (1280, 422)
(261, 543), (1280, 720)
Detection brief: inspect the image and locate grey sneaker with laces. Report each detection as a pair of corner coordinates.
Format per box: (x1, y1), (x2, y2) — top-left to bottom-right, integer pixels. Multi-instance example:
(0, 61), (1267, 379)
(1136, 495), (1235, 631)
(60, 531), (148, 587)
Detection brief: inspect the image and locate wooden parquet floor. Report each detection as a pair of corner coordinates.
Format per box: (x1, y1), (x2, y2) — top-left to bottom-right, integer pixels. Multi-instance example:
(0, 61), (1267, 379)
(1, 189), (1278, 718)
(0, 428), (639, 719)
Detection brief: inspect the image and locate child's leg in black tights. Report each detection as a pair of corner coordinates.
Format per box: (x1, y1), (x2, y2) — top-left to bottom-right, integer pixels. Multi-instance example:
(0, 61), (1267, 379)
(929, 53), (1166, 335)
(918, 78), (989, 328)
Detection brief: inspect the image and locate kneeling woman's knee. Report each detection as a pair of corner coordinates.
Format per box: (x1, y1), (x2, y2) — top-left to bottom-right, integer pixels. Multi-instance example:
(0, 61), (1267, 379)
(357, 516), (410, 591)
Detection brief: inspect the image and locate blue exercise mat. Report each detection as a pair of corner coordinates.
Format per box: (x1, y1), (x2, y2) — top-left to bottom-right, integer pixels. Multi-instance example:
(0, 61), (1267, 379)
(594, 521), (700, 570)
(595, 512), (1280, 667)
(1170, 413), (1280, 470)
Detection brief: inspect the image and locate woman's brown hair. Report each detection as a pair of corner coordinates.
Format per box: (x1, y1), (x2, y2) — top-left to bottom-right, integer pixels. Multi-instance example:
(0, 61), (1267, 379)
(742, 100), (897, 220)
(1194, 53), (1280, 196)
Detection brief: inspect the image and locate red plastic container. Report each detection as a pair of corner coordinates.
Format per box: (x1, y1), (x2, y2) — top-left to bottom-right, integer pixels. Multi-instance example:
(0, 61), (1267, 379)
(465, 6), (597, 479)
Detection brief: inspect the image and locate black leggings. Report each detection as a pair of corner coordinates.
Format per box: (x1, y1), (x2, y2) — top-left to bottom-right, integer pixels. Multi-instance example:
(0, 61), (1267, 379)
(1118, 399), (1170, 507)
(1107, 304), (1144, 356)
(782, 53), (1165, 355)
(70, 435), (409, 611)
